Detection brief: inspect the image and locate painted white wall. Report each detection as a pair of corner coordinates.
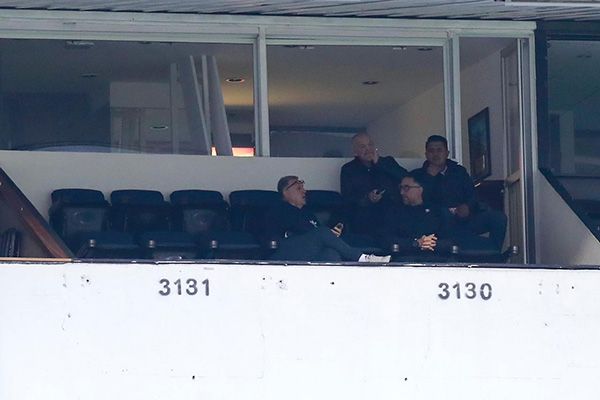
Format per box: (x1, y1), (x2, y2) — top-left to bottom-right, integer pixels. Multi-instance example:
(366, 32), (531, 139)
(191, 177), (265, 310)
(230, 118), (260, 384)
(367, 84), (445, 159)
(460, 50), (506, 180)
(535, 171), (600, 265)
(2, 262), (600, 400)
(0, 150), (423, 219)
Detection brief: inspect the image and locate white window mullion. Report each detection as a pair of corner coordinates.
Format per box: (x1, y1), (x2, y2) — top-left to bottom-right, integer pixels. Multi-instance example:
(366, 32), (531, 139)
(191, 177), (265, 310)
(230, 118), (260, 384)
(254, 26), (270, 157)
(443, 32), (462, 163)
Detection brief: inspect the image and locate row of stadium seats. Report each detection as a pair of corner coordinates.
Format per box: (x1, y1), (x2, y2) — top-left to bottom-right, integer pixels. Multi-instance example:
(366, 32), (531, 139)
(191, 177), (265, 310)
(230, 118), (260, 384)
(49, 188), (511, 262)
(49, 188), (377, 260)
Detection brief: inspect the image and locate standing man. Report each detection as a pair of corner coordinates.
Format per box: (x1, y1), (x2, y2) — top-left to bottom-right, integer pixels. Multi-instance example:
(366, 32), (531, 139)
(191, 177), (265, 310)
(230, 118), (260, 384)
(340, 133), (408, 235)
(412, 135), (507, 251)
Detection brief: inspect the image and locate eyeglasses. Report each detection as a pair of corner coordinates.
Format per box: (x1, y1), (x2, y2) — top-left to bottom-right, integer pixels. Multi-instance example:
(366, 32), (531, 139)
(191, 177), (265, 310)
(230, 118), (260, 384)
(400, 184), (421, 192)
(285, 179), (305, 190)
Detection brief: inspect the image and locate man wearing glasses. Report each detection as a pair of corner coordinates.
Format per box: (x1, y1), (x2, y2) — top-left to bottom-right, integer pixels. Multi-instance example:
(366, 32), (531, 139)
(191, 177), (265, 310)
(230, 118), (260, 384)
(381, 174), (447, 255)
(265, 175), (391, 263)
(340, 133), (408, 235)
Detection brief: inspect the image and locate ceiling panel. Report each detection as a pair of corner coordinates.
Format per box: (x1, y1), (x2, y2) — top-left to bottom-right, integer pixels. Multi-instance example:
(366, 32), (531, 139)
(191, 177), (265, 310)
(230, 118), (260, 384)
(2, 0), (600, 21)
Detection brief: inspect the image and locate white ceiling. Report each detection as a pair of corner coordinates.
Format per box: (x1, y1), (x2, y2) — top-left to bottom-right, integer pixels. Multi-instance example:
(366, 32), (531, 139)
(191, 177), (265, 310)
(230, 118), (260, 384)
(2, 0), (600, 20)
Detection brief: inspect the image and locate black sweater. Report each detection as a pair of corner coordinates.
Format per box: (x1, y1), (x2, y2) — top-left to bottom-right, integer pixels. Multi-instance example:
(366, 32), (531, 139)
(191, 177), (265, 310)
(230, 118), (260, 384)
(411, 159), (477, 212)
(340, 156), (408, 208)
(265, 201), (320, 239)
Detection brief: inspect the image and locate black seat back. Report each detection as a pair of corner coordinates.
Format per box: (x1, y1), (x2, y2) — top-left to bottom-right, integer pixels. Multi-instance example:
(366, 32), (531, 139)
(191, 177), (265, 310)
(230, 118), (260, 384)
(49, 188), (110, 240)
(170, 190), (230, 235)
(305, 190), (345, 227)
(229, 190), (280, 236)
(110, 189), (170, 233)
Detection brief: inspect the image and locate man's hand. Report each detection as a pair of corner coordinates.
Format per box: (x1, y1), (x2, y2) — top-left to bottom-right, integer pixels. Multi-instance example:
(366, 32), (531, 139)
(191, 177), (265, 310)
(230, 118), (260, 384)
(368, 189), (384, 203)
(455, 203), (470, 218)
(417, 234), (437, 251)
(330, 223), (344, 237)
(371, 148), (379, 165)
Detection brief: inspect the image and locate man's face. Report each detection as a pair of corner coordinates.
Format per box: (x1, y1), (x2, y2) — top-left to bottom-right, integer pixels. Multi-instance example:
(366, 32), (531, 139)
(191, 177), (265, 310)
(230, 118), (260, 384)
(400, 177), (423, 206)
(353, 134), (376, 163)
(283, 178), (306, 208)
(425, 141), (449, 168)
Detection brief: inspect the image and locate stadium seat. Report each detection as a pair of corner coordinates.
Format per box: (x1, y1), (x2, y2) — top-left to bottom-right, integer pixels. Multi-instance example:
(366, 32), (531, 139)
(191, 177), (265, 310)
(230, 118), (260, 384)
(110, 189), (196, 259)
(170, 190), (229, 235)
(224, 190), (281, 259)
(305, 190), (345, 227)
(49, 188), (140, 258)
(170, 189), (230, 256)
(110, 189), (170, 233)
(50, 188), (109, 239)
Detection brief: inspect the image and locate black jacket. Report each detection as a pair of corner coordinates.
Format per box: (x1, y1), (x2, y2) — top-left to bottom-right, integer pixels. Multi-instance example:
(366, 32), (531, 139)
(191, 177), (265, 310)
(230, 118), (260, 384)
(340, 156), (408, 208)
(265, 201), (320, 239)
(380, 203), (448, 252)
(411, 159), (477, 212)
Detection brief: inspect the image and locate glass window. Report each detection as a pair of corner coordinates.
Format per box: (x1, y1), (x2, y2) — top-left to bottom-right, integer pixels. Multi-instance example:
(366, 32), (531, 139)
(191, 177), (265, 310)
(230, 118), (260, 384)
(544, 39), (600, 175)
(0, 39), (254, 155)
(266, 44), (445, 158)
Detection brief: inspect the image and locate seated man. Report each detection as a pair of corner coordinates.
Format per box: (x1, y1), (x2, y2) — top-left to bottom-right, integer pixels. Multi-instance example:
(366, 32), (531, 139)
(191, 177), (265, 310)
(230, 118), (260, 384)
(340, 133), (408, 235)
(381, 174), (452, 257)
(411, 135), (507, 251)
(266, 175), (390, 263)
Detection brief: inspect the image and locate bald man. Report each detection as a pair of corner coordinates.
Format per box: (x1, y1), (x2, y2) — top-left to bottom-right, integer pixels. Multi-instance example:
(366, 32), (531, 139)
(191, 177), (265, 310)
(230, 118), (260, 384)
(340, 133), (407, 235)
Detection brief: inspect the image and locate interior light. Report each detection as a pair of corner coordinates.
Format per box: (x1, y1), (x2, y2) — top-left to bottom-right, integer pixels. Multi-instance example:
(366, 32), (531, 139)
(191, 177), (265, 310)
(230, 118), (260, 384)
(80, 73), (98, 78)
(362, 80), (380, 85)
(225, 77), (245, 83)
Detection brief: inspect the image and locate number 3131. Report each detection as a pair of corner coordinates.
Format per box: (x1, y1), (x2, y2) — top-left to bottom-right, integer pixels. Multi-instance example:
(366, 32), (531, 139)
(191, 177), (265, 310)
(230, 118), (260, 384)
(438, 282), (492, 300)
(158, 278), (209, 296)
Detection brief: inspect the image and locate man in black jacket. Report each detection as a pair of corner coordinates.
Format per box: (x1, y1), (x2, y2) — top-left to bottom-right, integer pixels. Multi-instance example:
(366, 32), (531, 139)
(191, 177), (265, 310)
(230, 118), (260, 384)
(412, 135), (507, 251)
(381, 174), (450, 256)
(266, 175), (391, 263)
(340, 133), (408, 234)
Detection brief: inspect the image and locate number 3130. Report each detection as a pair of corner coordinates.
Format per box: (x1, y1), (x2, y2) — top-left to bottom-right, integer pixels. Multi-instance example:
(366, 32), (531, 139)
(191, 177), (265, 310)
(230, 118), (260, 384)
(438, 282), (492, 300)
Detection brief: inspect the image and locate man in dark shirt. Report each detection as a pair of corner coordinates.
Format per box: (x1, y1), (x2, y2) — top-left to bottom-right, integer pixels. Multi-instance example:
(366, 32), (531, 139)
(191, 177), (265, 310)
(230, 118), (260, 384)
(340, 133), (408, 234)
(266, 175), (391, 263)
(381, 174), (450, 255)
(412, 135), (507, 251)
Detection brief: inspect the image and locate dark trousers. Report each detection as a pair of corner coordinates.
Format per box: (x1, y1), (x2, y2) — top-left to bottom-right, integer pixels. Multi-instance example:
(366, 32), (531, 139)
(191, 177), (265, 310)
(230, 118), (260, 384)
(270, 227), (362, 262)
(449, 209), (508, 251)
(349, 203), (388, 235)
